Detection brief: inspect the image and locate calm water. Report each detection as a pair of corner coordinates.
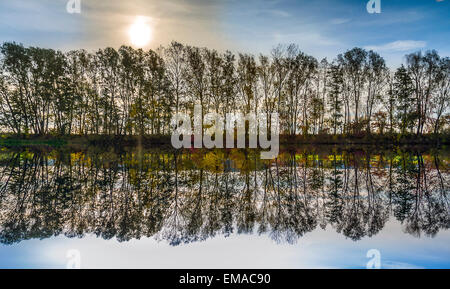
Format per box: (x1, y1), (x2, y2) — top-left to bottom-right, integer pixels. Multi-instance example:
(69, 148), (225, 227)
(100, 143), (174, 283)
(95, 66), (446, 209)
(0, 146), (449, 268)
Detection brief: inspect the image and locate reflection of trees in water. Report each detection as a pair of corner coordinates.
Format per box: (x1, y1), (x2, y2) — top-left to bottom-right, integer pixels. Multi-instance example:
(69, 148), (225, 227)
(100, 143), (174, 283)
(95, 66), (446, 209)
(0, 148), (448, 245)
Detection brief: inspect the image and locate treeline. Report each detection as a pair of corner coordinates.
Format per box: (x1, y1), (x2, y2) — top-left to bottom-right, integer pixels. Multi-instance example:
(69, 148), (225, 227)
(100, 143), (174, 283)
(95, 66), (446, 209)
(0, 42), (448, 136)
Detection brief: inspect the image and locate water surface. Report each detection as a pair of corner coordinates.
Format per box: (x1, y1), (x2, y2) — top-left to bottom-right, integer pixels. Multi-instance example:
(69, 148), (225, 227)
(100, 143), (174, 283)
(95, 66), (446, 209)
(0, 146), (448, 268)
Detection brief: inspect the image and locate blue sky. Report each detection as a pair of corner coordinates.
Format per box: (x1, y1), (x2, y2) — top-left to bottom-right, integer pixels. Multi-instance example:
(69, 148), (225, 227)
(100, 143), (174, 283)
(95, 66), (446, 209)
(0, 0), (449, 66)
(222, 0), (450, 66)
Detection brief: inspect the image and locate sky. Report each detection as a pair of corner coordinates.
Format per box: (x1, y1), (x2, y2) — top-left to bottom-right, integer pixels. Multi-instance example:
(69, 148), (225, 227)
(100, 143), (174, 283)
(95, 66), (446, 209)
(0, 0), (449, 66)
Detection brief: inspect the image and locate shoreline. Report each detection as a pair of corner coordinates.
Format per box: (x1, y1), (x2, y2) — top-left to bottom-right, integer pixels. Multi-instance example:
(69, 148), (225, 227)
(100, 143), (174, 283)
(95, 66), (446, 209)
(0, 134), (448, 148)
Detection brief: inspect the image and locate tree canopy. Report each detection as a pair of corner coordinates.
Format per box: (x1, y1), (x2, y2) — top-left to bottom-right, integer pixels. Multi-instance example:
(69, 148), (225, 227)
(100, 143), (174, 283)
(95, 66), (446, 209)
(0, 42), (448, 136)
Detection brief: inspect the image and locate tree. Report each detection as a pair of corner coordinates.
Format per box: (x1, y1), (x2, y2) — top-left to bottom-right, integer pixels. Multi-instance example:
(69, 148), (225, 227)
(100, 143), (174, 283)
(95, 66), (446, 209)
(327, 63), (344, 135)
(237, 53), (257, 115)
(184, 46), (207, 125)
(338, 48), (368, 133)
(0, 63), (23, 134)
(164, 42), (186, 115)
(285, 46), (317, 135)
(393, 65), (415, 134)
(431, 57), (449, 134)
(221, 51), (237, 115)
(405, 50), (441, 135)
(96, 47), (121, 135)
(365, 50), (388, 134)
(257, 54), (276, 130)
(205, 48), (223, 114)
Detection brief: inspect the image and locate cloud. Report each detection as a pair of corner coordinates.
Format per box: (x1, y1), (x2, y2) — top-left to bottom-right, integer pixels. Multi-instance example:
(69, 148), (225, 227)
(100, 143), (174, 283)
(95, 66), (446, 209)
(261, 9), (290, 18)
(330, 18), (351, 25)
(365, 40), (427, 52)
(77, 0), (228, 50)
(273, 31), (341, 47)
(382, 261), (424, 269)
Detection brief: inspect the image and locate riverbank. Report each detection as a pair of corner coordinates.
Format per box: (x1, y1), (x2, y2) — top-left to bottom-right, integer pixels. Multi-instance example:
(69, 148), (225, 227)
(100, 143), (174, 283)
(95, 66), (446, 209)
(0, 133), (448, 149)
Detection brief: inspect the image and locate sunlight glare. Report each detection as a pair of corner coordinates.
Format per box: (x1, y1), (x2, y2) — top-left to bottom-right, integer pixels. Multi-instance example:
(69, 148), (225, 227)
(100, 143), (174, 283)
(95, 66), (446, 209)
(128, 16), (152, 48)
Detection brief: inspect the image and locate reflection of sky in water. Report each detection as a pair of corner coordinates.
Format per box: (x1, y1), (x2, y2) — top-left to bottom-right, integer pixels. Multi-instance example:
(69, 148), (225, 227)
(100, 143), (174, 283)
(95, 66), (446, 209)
(0, 148), (448, 268)
(1, 220), (448, 269)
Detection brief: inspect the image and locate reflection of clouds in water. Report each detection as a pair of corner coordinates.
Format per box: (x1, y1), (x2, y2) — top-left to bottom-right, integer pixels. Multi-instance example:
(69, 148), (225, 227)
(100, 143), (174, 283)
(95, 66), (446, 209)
(0, 148), (448, 268)
(1, 219), (449, 268)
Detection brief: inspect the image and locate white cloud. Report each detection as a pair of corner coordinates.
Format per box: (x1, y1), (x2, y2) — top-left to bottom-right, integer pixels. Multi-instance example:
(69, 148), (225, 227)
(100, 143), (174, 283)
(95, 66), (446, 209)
(273, 31), (341, 47)
(3, 218), (450, 268)
(330, 18), (351, 25)
(262, 9), (290, 18)
(365, 40), (427, 52)
(382, 261), (424, 269)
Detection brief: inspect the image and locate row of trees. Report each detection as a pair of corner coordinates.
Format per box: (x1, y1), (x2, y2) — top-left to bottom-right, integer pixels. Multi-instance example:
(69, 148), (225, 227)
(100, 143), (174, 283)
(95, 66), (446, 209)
(0, 42), (448, 136)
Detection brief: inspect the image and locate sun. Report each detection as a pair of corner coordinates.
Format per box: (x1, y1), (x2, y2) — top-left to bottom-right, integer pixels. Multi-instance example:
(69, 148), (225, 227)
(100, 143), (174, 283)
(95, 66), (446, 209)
(128, 16), (152, 48)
